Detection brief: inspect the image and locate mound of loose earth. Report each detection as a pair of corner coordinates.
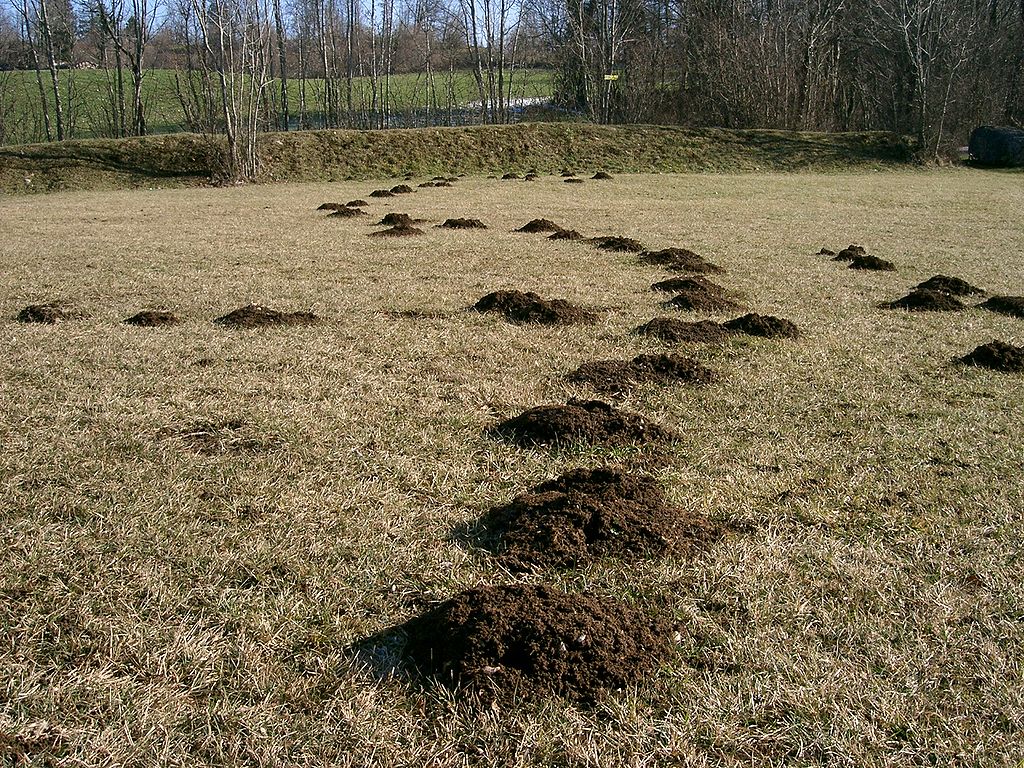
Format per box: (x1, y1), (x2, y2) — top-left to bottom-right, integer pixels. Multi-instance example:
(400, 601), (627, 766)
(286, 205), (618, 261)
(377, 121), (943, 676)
(329, 206), (367, 218)
(550, 229), (584, 241)
(479, 467), (725, 570)
(564, 178), (585, 184)
(390, 184), (415, 194)
(316, 202), (344, 211)
(591, 236), (645, 253)
(980, 295), (1024, 319)
(817, 248), (836, 256)
(370, 225), (425, 237)
(634, 318), (732, 343)
(17, 303), (70, 323)
(346, 199), (369, 207)
(640, 248), (725, 274)
(378, 212), (421, 227)
(474, 290), (597, 325)
(849, 254), (896, 271)
(490, 399), (677, 448)
(723, 313), (799, 338)
(440, 218), (487, 229)
(651, 276), (728, 295)
(568, 353), (714, 394)
(831, 245), (867, 261)
(592, 171), (614, 180)
(959, 340), (1024, 372)
(501, 172), (520, 180)
(885, 289), (965, 311)
(404, 584), (672, 703)
(916, 275), (985, 296)
(516, 218), (562, 233)
(666, 290), (744, 313)
(124, 310), (180, 327)
(214, 304), (318, 327)
(369, 189), (395, 198)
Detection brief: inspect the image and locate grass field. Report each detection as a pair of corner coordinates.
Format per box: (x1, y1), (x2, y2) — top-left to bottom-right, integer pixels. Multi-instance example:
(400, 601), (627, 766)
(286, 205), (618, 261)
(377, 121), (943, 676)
(1, 168), (1023, 766)
(0, 67), (557, 144)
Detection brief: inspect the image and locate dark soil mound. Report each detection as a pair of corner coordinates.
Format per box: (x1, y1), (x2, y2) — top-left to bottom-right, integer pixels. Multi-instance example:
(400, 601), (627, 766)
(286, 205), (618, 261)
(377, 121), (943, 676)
(369, 189), (395, 198)
(440, 218), (487, 229)
(432, 176), (448, 181)
(479, 467), (725, 570)
(916, 275), (985, 296)
(473, 290), (597, 325)
(501, 172), (520, 180)
(980, 295), (1024, 319)
(667, 291), (743, 313)
(329, 206), (367, 218)
(651, 276), (728, 295)
(817, 248), (836, 256)
(640, 248), (725, 274)
(316, 202), (344, 211)
(723, 313), (800, 339)
(404, 584), (672, 703)
(214, 304), (318, 328)
(418, 181), (438, 188)
(435, 181), (453, 187)
(634, 318), (731, 343)
(370, 225), (425, 237)
(524, 174), (539, 181)
(832, 245), (867, 261)
(346, 199), (369, 207)
(560, 170), (576, 177)
(849, 255), (896, 271)
(124, 310), (180, 327)
(391, 184), (415, 194)
(592, 171), (614, 180)
(516, 218), (562, 233)
(591, 236), (645, 253)
(959, 340), (1024, 372)
(489, 399), (677, 448)
(17, 304), (67, 323)
(550, 229), (584, 241)
(564, 178), (585, 184)
(568, 353), (714, 394)
(379, 212), (417, 227)
(885, 289), (965, 311)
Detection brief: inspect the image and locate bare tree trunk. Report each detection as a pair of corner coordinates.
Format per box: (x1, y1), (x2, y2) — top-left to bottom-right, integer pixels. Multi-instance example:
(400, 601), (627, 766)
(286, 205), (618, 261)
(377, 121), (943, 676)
(273, 0), (289, 130)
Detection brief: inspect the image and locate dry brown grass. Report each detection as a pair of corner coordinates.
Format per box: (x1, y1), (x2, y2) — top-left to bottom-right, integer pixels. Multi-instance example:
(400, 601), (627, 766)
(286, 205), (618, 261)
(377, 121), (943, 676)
(1, 169), (1023, 767)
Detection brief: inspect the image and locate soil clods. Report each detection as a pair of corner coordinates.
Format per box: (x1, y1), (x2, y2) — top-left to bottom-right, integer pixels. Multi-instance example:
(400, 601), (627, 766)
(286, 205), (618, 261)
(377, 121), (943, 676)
(591, 236), (645, 253)
(124, 310), (180, 327)
(214, 304), (318, 328)
(640, 248), (725, 274)
(568, 353), (714, 394)
(329, 206), (367, 218)
(916, 275), (985, 296)
(403, 584), (673, 703)
(592, 171), (614, 180)
(17, 303), (69, 324)
(980, 295), (1024, 319)
(316, 202), (344, 211)
(378, 212), (419, 227)
(831, 245), (867, 261)
(439, 218), (487, 229)
(478, 467), (726, 570)
(516, 219), (562, 233)
(474, 290), (597, 325)
(666, 291), (743, 313)
(634, 318), (732, 344)
(549, 229), (584, 241)
(723, 313), (800, 339)
(346, 199), (369, 207)
(959, 340), (1024, 372)
(564, 178), (585, 184)
(849, 254), (896, 271)
(390, 184), (415, 194)
(369, 189), (395, 198)
(370, 224), (425, 237)
(651, 276), (728, 295)
(885, 289), (965, 311)
(490, 399), (677, 448)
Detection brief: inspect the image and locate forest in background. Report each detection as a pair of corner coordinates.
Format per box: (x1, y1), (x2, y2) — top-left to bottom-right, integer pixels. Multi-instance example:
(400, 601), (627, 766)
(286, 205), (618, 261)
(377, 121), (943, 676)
(1, 0), (1021, 177)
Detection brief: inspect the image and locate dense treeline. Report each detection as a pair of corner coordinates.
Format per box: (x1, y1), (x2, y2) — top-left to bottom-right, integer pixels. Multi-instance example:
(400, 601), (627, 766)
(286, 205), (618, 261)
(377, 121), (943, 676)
(1, 0), (1021, 175)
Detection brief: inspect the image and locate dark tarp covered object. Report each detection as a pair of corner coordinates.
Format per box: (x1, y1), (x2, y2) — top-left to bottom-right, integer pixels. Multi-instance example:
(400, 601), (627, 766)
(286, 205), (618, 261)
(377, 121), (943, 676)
(968, 125), (1024, 167)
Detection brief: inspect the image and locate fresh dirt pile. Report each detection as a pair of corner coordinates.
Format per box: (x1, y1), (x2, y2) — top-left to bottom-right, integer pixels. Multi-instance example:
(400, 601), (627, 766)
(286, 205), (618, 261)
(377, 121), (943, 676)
(474, 290), (597, 325)
(591, 236), (645, 253)
(419, 181), (438, 188)
(634, 318), (732, 343)
(666, 291), (743, 312)
(403, 584), (673, 703)
(369, 189), (395, 198)
(524, 174), (539, 181)
(916, 275), (985, 296)
(440, 218), (487, 229)
(817, 248), (836, 256)
(501, 172), (520, 180)
(378, 212), (422, 227)
(651, 276), (728, 295)
(640, 248), (724, 274)
(550, 229), (584, 241)
(489, 399), (678, 448)
(124, 310), (180, 327)
(370, 225), (425, 237)
(347, 199), (369, 207)
(214, 304), (318, 327)
(564, 178), (585, 184)
(723, 313), (800, 339)
(959, 340), (1024, 372)
(885, 289), (965, 311)
(329, 206), (367, 218)
(478, 468), (725, 570)
(17, 303), (69, 323)
(849, 254), (896, 271)
(568, 353), (714, 394)
(592, 171), (614, 180)
(832, 245), (867, 261)
(390, 184), (415, 194)
(316, 202), (344, 211)
(980, 295), (1024, 318)
(516, 219), (562, 233)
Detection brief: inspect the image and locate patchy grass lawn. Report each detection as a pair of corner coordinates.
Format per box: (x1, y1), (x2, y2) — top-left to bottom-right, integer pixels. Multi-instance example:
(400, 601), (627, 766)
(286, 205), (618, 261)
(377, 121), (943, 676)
(1, 168), (1022, 766)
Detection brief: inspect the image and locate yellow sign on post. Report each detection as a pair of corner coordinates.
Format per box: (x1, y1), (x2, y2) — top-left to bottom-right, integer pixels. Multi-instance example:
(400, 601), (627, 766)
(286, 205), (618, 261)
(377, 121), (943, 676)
(604, 74), (619, 81)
